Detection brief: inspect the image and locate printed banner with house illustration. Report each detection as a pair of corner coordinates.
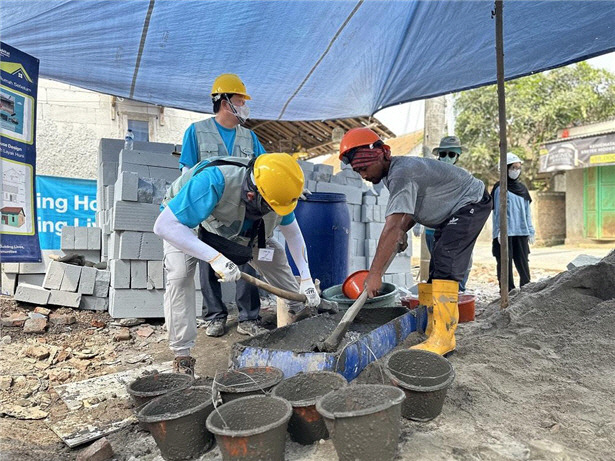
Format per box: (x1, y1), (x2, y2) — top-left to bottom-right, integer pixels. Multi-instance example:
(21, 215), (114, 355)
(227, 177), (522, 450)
(0, 42), (41, 262)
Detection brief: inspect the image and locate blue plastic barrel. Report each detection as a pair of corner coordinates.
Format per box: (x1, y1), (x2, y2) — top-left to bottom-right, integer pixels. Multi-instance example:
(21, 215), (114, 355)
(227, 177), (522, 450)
(285, 192), (350, 290)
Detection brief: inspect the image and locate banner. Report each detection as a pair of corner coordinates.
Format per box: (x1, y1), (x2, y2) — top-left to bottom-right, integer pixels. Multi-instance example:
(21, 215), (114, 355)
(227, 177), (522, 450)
(36, 176), (97, 250)
(0, 42), (41, 262)
(540, 133), (615, 173)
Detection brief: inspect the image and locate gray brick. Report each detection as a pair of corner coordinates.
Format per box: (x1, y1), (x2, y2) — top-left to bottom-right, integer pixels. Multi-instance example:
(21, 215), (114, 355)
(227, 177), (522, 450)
(314, 164), (334, 174)
(93, 269), (111, 297)
(349, 256), (367, 272)
(109, 288), (164, 318)
(1, 271), (17, 295)
(350, 222), (366, 241)
(1, 263), (19, 273)
(119, 149), (178, 169)
(366, 222), (385, 239)
(314, 182), (362, 205)
(147, 261), (164, 289)
(61, 226), (75, 250)
(148, 166), (180, 183)
(385, 255), (411, 274)
(377, 190), (390, 205)
(140, 233), (163, 260)
(101, 235), (109, 260)
(130, 261), (147, 289)
(108, 232), (120, 260)
(118, 231), (141, 259)
(14, 283), (50, 305)
(99, 138), (124, 163)
(362, 195), (377, 205)
(346, 177), (364, 188)
(74, 227), (89, 250)
(151, 178), (170, 205)
(100, 162), (119, 186)
(137, 178), (154, 203)
(111, 202), (160, 232)
(43, 261), (64, 290)
(110, 259), (130, 288)
(361, 204), (374, 222)
(298, 160), (315, 173)
(331, 174), (347, 185)
(115, 171), (139, 202)
(78, 266), (97, 295)
(119, 161), (150, 178)
(79, 295), (109, 311)
(18, 260), (47, 274)
(104, 185), (115, 210)
(49, 290), (82, 308)
(60, 264), (82, 292)
(17, 274), (45, 286)
(87, 227), (102, 250)
(365, 239), (378, 259)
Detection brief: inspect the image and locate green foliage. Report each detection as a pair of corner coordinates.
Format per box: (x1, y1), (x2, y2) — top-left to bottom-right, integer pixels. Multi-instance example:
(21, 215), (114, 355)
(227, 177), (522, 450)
(455, 62), (615, 189)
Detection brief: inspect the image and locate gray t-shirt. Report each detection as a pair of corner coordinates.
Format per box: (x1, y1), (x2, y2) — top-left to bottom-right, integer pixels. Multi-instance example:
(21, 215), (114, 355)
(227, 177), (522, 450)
(383, 156), (485, 228)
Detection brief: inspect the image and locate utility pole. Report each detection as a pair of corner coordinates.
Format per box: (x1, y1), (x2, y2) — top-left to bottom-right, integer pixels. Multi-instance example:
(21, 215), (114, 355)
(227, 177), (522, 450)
(419, 96), (446, 281)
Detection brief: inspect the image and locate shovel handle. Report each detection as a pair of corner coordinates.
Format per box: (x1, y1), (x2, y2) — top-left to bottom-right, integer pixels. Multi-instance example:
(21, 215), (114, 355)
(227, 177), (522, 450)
(240, 271), (307, 303)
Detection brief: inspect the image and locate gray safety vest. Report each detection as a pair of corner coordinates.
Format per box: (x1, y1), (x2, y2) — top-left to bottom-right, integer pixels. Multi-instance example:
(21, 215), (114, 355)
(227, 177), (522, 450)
(194, 117), (254, 159)
(163, 157), (282, 246)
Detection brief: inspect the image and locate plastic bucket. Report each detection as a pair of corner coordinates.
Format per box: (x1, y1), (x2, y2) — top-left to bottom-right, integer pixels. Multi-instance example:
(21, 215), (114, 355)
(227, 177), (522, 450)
(342, 270), (369, 299)
(384, 349), (455, 421)
(401, 294), (476, 323)
(272, 371), (347, 444)
(137, 386), (215, 461)
(287, 193), (350, 290)
(316, 384), (405, 461)
(215, 366), (284, 403)
(127, 373), (194, 407)
(206, 395), (292, 461)
(322, 282), (397, 309)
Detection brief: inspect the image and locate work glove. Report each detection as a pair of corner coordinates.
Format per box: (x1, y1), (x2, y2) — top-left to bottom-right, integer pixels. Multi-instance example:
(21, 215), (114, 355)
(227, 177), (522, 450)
(209, 253), (241, 282)
(300, 278), (321, 308)
(412, 224), (423, 238)
(529, 234), (536, 245)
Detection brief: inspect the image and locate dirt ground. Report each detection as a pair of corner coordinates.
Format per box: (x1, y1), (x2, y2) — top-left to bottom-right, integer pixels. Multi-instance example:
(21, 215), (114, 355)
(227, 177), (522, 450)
(1, 255), (614, 460)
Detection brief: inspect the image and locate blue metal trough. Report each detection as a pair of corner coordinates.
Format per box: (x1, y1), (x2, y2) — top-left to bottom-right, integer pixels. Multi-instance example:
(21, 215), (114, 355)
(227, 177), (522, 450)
(230, 307), (427, 382)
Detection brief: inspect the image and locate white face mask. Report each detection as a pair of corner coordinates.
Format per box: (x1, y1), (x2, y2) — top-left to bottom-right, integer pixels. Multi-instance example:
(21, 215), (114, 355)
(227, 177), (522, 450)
(225, 96), (250, 124)
(508, 169), (521, 180)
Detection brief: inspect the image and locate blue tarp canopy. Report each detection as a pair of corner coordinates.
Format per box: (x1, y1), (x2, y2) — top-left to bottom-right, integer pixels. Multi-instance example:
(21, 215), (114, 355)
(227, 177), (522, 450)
(2, 0), (614, 121)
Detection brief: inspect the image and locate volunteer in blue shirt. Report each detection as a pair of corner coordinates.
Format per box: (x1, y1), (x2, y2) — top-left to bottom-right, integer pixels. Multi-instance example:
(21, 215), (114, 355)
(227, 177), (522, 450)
(491, 152), (535, 290)
(154, 153), (321, 375)
(178, 73), (267, 339)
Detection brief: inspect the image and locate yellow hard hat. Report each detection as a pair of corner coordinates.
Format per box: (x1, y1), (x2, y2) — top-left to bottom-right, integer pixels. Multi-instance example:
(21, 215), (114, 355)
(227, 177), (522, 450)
(253, 154), (304, 216)
(211, 73), (251, 100)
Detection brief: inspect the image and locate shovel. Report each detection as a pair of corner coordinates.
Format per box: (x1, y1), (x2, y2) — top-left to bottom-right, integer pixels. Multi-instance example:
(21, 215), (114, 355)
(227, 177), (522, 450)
(315, 238), (405, 353)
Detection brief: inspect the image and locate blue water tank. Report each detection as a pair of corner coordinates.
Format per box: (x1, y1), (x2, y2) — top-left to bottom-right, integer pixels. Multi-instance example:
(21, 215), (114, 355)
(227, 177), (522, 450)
(286, 192), (350, 290)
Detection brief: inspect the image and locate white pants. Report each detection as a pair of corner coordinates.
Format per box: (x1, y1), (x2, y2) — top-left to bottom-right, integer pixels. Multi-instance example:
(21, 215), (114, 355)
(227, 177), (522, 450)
(162, 237), (304, 354)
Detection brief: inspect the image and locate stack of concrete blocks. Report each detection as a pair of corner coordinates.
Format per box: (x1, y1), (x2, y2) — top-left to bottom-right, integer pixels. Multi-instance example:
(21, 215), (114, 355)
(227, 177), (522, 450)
(96, 138), (202, 318)
(60, 226), (102, 262)
(1, 251), (54, 296)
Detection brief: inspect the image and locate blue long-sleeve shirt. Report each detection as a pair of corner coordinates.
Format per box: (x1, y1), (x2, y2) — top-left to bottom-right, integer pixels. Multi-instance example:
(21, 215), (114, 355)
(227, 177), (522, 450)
(492, 187), (534, 238)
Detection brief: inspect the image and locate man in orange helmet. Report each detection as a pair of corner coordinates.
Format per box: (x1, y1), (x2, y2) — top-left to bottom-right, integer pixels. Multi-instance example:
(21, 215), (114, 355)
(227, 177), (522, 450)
(339, 127), (491, 356)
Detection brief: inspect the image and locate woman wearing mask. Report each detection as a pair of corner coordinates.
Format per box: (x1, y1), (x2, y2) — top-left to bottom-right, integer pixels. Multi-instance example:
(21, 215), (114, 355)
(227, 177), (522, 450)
(491, 152), (535, 290)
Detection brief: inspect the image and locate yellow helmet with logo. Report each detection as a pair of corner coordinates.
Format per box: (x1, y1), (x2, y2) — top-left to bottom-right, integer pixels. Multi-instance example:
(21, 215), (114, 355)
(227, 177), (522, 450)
(253, 154), (304, 216)
(211, 73), (251, 100)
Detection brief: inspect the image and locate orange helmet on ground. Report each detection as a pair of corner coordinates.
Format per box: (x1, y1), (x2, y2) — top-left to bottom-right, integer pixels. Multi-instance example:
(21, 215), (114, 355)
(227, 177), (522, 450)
(339, 127), (383, 160)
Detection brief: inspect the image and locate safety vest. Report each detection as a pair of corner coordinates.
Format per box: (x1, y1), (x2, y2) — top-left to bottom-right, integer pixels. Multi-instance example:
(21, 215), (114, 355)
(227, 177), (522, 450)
(163, 157), (282, 245)
(193, 118), (254, 159)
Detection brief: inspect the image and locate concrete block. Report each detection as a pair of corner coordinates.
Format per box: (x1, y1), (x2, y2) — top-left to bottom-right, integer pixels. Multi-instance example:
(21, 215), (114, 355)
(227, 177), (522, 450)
(93, 269), (111, 297)
(137, 178), (154, 203)
(1, 263), (20, 273)
(147, 261), (164, 289)
(140, 233), (163, 260)
(377, 191), (390, 205)
(306, 180), (317, 192)
(314, 182), (362, 205)
(100, 162), (119, 186)
(109, 288), (165, 318)
(111, 202), (160, 232)
(331, 174), (347, 185)
(385, 255), (411, 274)
(14, 283), (50, 305)
(350, 222), (366, 241)
(362, 194), (377, 205)
(361, 204), (374, 222)
(119, 162), (150, 178)
(314, 164), (334, 174)
(18, 274), (45, 286)
(101, 235), (108, 260)
(364, 239), (378, 259)
(1, 271), (17, 295)
(119, 149), (178, 169)
(110, 259), (130, 288)
(115, 171), (139, 202)
(87, 227), (102, 250)
(151, 178), (170, 205)
(61, 226), (75, 250)
(108, 232), (120, 260)
(298, 160), (315, 173)
(346, 177), (364, 188)
(130, 261), (147, 289)
(349, 256), (367, 273)
(18, 260), (47, 274)
(567, 254), (602, 270)
(60, 264), (82, 292)
(374, 205), (382, 222)
(352, 238), (364, 256)
(104, 185), (115, 210)
(313, 171), (332, 182)
(43, 261), (65, 290)
(78, 266), (97, 295)
(74, 227), (89, 250)
(49, 290), (82, 308)
(80, 295), (109, 311)
(366, 222), (385, 239)
(148, 166), (180, 183)
(118, 231), (141, 259)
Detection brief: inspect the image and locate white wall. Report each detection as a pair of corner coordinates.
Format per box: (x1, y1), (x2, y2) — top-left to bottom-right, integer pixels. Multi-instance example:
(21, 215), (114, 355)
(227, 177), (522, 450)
(35, 79), (208, 179)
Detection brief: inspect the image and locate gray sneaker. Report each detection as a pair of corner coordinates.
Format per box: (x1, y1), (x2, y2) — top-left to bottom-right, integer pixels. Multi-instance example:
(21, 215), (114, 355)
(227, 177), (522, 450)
(236, 320), (268, 337)
(205, 319), (226, 337)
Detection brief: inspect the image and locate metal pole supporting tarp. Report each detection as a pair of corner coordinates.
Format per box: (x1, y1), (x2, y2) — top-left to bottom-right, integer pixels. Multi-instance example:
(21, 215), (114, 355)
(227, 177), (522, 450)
(495, 0), (509, 308)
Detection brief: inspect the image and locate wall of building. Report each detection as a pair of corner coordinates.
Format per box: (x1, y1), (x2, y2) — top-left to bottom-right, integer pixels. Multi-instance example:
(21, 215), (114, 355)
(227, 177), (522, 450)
(35, 79), (208, 179)
(565, 169), (585, 244)
(531, 191), (566, 246)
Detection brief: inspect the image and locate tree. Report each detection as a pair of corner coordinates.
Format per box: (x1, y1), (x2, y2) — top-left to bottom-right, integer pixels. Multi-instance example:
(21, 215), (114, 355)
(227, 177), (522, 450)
(455, 62), (615, 189)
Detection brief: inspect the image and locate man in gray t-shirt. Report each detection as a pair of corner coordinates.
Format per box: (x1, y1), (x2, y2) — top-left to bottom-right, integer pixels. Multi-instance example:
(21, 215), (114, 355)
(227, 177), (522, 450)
(338, 127), (492, 356)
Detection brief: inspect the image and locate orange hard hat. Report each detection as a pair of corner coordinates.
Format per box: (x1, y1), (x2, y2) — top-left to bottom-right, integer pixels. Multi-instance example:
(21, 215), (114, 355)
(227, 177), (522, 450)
(338, 127), (382, 160)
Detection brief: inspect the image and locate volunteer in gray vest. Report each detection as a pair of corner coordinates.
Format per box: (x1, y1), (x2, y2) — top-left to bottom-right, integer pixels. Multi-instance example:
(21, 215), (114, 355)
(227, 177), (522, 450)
(338, 128), (491, 357)
(178, 73), (267, 338)
(154, 153), (321, 375)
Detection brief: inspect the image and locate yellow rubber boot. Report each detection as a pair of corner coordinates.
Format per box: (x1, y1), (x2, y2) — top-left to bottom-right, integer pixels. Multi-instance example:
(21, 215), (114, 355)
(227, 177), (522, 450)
(411, 279), (459, 356)
(417, 283), (433, 336)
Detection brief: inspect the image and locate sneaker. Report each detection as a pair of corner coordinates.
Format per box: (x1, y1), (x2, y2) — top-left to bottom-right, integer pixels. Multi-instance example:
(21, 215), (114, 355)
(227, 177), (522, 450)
(205, 319), (226, 337)
(173, 356), (196, 376)
(236, 320), (268, 337)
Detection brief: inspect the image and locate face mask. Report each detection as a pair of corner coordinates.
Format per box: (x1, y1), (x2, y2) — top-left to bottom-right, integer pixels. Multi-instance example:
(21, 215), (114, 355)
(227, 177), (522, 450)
(439, 155), (458, 165)
(241, 173), (272, 219)
(508, 169), (521, 180)
(225, 96), (250, 124)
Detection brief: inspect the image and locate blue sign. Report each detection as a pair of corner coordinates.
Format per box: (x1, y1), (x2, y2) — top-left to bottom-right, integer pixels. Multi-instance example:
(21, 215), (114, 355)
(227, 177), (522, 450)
(36, 176), (97, 250)
(0, 42), (41, 262)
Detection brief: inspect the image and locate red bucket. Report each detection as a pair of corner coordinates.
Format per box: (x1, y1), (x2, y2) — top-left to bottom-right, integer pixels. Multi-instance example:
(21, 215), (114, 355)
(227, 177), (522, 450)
(342, 270), (369, 299)
(401, 294), (475, 323)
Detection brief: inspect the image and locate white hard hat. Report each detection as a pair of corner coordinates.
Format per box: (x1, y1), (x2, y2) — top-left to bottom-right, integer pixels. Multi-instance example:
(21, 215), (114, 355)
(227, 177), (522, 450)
(506, 152), (523, 165)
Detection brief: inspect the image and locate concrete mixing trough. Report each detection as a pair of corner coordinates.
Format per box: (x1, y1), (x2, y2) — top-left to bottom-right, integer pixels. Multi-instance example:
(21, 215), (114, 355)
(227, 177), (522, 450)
(231, 307), (427, 381)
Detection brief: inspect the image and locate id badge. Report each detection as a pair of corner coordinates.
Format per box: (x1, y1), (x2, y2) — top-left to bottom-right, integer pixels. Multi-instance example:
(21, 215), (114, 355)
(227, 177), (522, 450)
(258, 248), (274, 262)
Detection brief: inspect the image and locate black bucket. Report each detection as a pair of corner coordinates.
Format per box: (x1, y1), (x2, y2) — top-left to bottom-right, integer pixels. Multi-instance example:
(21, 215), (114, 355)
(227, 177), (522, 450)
(384, 349), (455, 422)
(316, 384), (405, 461)
(127, 372), (194, 407)
(272, 371), (347, 445)
(206, 395), (292, 461)
(215, 366), (284, 403)
(137, 386), (215, 461)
